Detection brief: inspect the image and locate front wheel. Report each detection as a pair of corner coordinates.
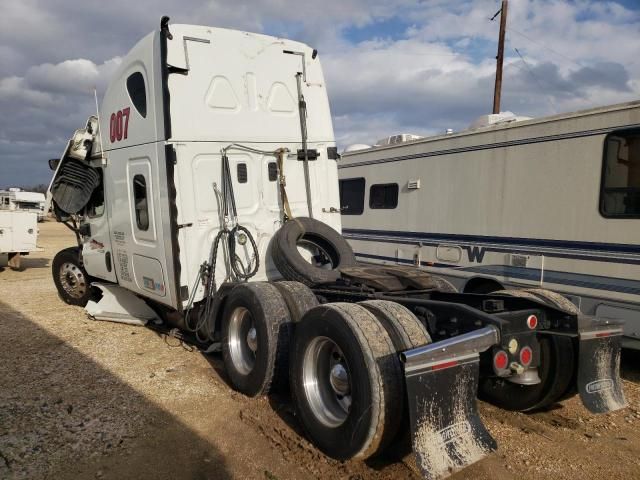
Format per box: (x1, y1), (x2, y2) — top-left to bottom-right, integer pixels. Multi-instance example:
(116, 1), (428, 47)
(52, 247), (93, 306)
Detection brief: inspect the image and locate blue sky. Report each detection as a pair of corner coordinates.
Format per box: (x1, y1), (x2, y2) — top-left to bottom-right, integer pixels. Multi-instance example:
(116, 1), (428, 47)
(1, 0), (639, 187)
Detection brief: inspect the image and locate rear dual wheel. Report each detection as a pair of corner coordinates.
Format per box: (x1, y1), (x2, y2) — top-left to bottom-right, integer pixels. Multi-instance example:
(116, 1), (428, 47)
(221, 282), (292, 396)
(480, 289), (576, 411)
(290, 301), (429, 460)
(479, 335), (575, 411)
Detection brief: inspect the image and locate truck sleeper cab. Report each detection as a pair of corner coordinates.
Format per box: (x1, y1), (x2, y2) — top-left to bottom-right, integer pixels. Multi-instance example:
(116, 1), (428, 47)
(47, 19), (627, 480)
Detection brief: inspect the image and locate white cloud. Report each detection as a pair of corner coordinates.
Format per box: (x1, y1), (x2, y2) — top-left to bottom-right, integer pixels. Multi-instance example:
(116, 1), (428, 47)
(0, 0), (639, 186)
(25, 57), (122, 95)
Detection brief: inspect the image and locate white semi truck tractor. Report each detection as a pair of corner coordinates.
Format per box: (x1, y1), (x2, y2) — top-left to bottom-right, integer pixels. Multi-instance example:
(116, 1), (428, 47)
(47, 18), (627, 479)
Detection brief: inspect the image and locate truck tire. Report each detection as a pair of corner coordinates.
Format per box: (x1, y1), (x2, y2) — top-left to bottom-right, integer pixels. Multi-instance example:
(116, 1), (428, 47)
(492, 288), (541, 302)
(52, 247), (93, 307)
(358, 300), (431, 455)
(273, 281), (319, 323)
(272, 217), (356, 286)
(479, 334), (575, 411)
(430, 275), (458, 293)
(290, 303), (403, 460)
(358, 300), (431, 351)
(522, 288), (580, 314)
(221, 282), (292, 396)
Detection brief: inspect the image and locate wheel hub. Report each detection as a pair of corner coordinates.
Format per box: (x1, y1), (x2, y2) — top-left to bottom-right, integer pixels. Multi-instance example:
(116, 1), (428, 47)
(329, 363), (350, 396)
(228, 307), (257, 375)
(246, 327), (258, 352)
(302, 337), (352, 428)
(59, 262), (86, 299)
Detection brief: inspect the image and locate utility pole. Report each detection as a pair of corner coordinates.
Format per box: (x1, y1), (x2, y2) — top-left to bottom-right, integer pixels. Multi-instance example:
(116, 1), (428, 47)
(492, 0), (508, 114)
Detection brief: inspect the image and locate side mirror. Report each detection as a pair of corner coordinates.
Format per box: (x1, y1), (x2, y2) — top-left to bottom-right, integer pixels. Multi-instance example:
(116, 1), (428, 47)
(48, 158), (60, 171)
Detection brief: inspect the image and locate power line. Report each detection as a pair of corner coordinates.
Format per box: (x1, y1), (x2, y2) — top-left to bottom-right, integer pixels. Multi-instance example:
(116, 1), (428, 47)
(513, 47), (558, 113)
(508, 25), (584, 68)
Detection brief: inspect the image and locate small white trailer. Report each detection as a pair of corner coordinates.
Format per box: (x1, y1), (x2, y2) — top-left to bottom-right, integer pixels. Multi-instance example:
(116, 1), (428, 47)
(0, 189), (47, 221)
(339, 101), (640, 349)
(0, 210), (39, 269)
(45, 18), (626, 480)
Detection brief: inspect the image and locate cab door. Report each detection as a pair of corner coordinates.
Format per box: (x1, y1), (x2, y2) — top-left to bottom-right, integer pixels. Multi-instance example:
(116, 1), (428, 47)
(80, 168), (117, 282)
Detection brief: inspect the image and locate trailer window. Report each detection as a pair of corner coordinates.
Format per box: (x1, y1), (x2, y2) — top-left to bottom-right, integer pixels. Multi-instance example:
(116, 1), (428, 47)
(339, 177), (365, 215)
(237, 163), (248, 183)
(369, 183), (399, 209)
(133, 175), (149, 230)
(126, 72), (147, 118)
(268, 162), (278, 182)
(601, 130), (640, 217)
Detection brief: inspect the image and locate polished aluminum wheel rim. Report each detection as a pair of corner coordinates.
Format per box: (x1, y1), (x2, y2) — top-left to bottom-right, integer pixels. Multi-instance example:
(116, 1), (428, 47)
(59, 262), (86, 299)
(228, 307), (257, 375)
(302, 337), (352, 428)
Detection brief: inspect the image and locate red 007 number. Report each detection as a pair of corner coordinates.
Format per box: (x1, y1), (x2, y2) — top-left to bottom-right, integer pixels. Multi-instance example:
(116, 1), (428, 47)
(109, 107), (130, 143)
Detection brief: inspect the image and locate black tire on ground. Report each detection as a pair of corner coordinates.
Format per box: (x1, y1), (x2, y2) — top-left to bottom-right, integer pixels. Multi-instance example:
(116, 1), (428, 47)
(273, 281), (319, 323)
(221, 282), (292, 396)
(357, 300), (431, 457)
(272, 217), (356, 286)
(290, 303), (403, 460)
(521, 288), (580, 314)
(52, 247), (93, 307)
(479, 334), (575, 411)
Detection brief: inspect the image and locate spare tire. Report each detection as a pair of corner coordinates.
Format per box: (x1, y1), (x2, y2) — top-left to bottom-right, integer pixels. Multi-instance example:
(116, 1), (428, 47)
(272, 217), (356, 286)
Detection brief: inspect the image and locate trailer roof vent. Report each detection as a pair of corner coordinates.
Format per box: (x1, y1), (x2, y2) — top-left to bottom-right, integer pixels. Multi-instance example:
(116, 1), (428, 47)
(468, 111), (531, 130)
(343, 144), (372, 153)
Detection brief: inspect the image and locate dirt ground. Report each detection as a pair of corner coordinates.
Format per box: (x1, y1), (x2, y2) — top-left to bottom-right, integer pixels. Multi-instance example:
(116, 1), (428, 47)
(1, 221), (639, 480)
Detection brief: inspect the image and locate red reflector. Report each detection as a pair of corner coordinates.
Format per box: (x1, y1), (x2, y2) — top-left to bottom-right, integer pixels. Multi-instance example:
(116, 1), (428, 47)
(431, 360), (459, 371)
(527, 315), (538, 329)
(493, 351), (508, 370)
(520, 346), (532, 366)
(596, 332), (610, 338)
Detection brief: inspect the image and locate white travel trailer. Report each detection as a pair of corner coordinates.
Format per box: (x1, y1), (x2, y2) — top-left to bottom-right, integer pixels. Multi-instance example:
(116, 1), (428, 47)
(0, 189), (47, 221)
(46, 19), (626, 480)
(339, 101), (640, 349)
(0, 210), (39, 269)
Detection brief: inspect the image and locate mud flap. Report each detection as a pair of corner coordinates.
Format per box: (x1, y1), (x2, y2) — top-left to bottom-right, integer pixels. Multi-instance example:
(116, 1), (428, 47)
(402, 326), (499, 480)
(578, 328), (626, 413)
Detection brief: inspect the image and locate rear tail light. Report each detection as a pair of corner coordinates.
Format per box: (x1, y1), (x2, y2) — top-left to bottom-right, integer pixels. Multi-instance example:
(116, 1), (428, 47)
(493, 350), (509, 371)
(520, 346), (533, 366)
(526, 315), (538, 329)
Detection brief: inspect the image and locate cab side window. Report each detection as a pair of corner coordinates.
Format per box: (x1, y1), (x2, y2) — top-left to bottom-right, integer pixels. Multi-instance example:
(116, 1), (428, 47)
(133, 175), (149, 230)
(126, 72), (147, 118)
